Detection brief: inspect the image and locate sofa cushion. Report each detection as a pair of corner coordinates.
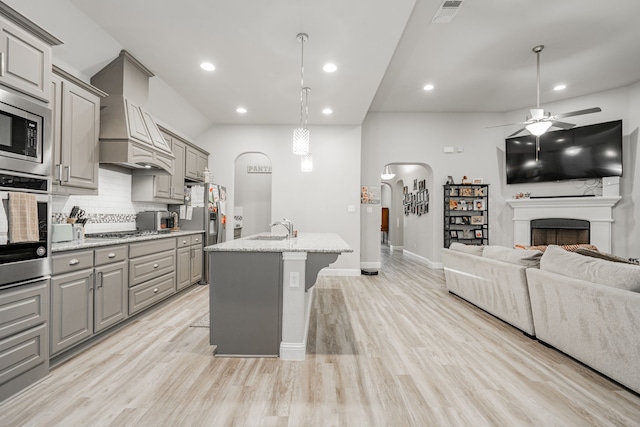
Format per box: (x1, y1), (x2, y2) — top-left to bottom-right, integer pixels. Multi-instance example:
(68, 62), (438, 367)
(449, 242), (483, 256)
(540, 245), (640, 292)
(483, 245), (543, 268)
(515, 243), (599, 253)
(575, 248), (636, 265)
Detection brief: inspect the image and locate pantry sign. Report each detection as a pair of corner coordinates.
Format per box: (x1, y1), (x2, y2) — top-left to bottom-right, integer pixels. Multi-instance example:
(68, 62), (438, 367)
(247, 165), (272, 174)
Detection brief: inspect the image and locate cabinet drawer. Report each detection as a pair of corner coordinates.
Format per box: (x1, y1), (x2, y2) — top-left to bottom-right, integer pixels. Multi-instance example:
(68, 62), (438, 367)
(128, 273), (175, 315)
(0, 280), (48, 339)
(190, 234), (203, 246)
(129, 250), (175, 287)
(177, 236), (192, 247)
(95, 245), (127, 266)
(129, 238), (176, 258)
(52, 250), (94, 275)
(0, 323), (48, 386)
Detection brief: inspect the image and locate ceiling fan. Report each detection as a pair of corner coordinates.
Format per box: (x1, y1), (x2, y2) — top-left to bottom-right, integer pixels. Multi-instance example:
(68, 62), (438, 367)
(489, 45), (602, 139)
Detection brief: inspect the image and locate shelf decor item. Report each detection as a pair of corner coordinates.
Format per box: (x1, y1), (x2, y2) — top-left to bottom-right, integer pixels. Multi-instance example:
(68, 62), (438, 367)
(444, 183), (489, 248)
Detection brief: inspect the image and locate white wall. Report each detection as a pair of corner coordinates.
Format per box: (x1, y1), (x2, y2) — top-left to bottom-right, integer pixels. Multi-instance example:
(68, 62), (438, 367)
(362, 84), (640, 264)
(196, 124), (362, 273)
(234, 152), (272, 237)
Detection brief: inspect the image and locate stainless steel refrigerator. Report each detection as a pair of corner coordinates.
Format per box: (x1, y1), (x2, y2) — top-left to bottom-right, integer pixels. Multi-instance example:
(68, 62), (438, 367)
(169, 183), (226, 284)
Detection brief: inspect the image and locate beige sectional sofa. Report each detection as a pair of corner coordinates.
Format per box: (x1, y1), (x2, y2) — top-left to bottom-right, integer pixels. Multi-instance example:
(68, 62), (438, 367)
(526, 245), (640, 394)
(442, 242), (640, 394)
(441, 243), (542, 336)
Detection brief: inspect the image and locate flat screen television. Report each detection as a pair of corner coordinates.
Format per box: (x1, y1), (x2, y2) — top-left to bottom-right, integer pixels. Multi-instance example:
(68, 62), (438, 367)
(505, 120), (623, 184)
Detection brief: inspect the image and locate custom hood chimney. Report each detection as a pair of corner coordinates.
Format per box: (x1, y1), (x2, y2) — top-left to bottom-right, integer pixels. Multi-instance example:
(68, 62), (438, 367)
(91, 50), (174, 174)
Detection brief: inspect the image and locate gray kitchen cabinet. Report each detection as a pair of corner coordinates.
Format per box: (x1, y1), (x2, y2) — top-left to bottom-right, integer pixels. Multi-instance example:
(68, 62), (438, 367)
(176, 234), (203, 290)
(0, 6), (62, 102)
(185, 144), (209, 182)
(128, 238), (176, 315)
(93, 246), (128, 333)
(51, 67), (106, 195)
(131, 128), (186, 203)
(0, 279), (49, 403)
(51, 246), (128, 355)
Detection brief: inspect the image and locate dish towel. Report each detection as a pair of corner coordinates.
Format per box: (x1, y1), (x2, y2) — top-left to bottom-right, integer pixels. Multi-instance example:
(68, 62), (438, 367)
(9, 192), (39, 243)
(0, 192), (7, 245)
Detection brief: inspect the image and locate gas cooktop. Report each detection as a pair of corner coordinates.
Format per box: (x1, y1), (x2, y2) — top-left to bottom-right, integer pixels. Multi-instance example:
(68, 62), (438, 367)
(86, 230), (171, 239)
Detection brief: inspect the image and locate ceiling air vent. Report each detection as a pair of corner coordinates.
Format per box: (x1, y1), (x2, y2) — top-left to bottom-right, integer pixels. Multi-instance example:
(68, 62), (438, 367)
(431, 0), (465, 24)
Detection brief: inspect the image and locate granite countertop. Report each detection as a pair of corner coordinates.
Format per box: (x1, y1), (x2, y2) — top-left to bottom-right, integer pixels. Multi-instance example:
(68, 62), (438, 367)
(52, 230), (205, 253)
(204, 232), (353, 254)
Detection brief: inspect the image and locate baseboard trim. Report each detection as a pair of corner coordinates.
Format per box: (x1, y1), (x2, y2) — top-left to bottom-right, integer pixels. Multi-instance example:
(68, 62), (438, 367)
(403, 250), (442, 269)
(319, 268), (361, 276)
(389, 245), (404, 251)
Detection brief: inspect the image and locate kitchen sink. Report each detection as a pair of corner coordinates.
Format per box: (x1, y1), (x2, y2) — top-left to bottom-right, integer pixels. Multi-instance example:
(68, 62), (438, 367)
(249, 234), (288, 241)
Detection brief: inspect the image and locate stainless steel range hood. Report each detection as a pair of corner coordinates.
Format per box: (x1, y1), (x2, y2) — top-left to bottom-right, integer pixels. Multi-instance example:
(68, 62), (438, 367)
(91, 50), (174, 175)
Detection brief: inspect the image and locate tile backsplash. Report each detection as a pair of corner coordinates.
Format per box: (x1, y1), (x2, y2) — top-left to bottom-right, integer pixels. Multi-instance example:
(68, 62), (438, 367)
(52, 167), (170, 233)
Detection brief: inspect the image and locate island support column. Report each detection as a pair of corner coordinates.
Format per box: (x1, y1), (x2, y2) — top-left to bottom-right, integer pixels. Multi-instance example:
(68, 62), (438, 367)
(280, 252), (311, 360)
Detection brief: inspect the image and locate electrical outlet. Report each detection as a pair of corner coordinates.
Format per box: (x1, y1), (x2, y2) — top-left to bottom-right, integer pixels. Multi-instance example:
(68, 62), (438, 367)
(289, 272), (300, 288)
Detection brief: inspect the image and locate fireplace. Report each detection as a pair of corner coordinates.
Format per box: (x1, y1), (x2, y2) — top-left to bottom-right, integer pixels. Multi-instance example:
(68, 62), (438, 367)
(507, 196), (621, 253)
(530, 218), (590, 246)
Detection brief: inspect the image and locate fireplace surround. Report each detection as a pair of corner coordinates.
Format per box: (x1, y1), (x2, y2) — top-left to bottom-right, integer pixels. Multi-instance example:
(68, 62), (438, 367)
(507, 196), (621, 253)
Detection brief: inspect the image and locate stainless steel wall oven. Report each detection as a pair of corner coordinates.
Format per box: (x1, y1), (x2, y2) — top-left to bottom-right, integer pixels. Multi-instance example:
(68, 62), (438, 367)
(0, 171), (51, 288)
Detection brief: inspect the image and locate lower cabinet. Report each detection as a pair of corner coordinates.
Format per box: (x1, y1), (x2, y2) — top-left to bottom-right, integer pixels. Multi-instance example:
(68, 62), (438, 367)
(50, 246), (128, 356)
(176, 234), (203, 291)
(0, 279), (49, 402)
(128, 238), (176, 316)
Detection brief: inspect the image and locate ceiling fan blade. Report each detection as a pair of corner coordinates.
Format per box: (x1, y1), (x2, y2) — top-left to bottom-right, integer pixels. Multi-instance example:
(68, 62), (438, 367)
(507, 127), (528, 138)
(551, 120), (575, 130)
(486, 121), (528, 129)
(553, 107), (602, 119)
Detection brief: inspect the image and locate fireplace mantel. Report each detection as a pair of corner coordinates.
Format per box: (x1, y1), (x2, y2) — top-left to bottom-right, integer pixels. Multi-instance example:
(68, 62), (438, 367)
(507, 196), (621, 253)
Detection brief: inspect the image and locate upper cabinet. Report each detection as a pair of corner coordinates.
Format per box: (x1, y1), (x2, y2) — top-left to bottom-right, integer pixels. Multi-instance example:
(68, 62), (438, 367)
(0, 3), (62, 102)
(185, 145), (209, 182)
(51, 66), (107, 195)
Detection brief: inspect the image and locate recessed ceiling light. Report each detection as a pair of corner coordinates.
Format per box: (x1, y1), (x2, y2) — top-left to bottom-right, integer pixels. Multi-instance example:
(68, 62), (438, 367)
(423, 84), (434, 91)
(323, 63), (337, 73)
(554, 84), (566, 91)
(322, 108), (333, 115)
(200, 62), (215, 71)
(236, 107), (247, 114)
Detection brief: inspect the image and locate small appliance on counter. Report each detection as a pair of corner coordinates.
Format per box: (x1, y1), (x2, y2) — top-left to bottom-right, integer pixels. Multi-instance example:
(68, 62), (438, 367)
(136, 211), (173, 231)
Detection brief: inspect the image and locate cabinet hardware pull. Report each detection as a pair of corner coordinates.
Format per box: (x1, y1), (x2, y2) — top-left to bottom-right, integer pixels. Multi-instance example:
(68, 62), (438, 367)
(153, 263), (159, 268)
(183, 240), (187, 244)
(0, 52), (4, 77)
(56, 164), (63, 182)
(108, 253), (116, 258)
(153, 288), (159, 293)
(64, 165), (71, 182)
(97, 272), (104, 288)
(69, 258), (80, 265)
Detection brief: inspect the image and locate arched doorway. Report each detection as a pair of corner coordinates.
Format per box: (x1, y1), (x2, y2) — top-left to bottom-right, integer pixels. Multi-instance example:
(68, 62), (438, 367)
(234, 152), (272, 238)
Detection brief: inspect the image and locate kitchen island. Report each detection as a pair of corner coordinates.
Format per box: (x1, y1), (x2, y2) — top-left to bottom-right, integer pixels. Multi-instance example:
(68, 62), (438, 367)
(204, 232), (352, 360)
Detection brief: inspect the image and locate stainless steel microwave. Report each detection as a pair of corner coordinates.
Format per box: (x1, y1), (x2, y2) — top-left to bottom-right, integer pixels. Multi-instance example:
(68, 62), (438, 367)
(0, 88), (52, 178)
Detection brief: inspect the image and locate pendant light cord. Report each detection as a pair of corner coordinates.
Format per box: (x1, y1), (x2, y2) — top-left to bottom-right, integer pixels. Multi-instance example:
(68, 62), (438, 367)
(298, 33), (308, 128)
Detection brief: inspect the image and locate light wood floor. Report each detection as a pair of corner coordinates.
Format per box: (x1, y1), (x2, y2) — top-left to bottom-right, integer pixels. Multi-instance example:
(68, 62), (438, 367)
(2, 247), (640, 426)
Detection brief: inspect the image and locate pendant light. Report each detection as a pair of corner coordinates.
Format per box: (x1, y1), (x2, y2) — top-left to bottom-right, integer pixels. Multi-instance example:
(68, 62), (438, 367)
(381, 165), (395, 180)
(293, 33), (310, 156)
(301, 152), (313, 172)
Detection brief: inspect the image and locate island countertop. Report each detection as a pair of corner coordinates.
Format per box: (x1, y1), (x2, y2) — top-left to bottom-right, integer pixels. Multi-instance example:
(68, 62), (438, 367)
(204, 232), (353, 254)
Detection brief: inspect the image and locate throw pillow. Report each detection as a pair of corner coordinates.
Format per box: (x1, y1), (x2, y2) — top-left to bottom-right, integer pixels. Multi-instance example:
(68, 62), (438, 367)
(514, 243), (599, 253)
(483, 245), (543, 268)
(575, 248), (636, 265)
(540, 245), (640, 292)
(449, 242), (484, 256)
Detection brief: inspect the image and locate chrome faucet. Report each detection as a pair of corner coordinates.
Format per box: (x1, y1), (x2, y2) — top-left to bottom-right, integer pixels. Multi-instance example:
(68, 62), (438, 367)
(269, 218), (294, 239)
